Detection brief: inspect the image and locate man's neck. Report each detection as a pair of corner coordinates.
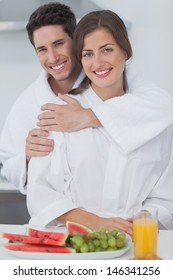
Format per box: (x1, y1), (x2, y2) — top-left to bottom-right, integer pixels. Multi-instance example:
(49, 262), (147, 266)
(48, 66), (82, 96)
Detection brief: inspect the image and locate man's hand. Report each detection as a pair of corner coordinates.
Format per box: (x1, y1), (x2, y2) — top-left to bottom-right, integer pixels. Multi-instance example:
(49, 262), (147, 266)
(25, 128), (54, 163)
(37, 93), (101, 132)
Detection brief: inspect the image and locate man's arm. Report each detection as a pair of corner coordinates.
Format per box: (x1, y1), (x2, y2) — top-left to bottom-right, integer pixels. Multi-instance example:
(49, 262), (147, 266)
(37, 93), (101, 132)
(35, 87), (173, 154)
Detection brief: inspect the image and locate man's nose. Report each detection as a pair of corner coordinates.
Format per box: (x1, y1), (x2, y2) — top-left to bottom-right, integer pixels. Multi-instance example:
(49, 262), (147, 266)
(48, 49), (58, 63)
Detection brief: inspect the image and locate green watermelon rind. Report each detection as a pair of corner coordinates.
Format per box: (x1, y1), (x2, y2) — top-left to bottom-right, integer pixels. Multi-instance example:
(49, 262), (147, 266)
(66, 221), (93, 236)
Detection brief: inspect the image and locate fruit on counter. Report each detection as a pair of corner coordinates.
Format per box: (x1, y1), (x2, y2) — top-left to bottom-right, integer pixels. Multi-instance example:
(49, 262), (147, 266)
(66, 221), (93, 236)
(2, 222), (127, 253)
(1, 232), (68, 247)
(5, 243), (75, 253)
(70, 227), (127, 253)
(27, 228), (70, 246)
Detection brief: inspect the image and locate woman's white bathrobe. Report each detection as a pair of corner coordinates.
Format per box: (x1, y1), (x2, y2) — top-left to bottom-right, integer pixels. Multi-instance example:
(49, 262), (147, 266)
(0, 65), (173, 194)
(27, 86), (173, 230)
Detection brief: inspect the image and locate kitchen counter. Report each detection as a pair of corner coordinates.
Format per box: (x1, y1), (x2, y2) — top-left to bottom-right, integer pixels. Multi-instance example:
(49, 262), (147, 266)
(0, 178), (30, 224)
(0, 224), (172, 260)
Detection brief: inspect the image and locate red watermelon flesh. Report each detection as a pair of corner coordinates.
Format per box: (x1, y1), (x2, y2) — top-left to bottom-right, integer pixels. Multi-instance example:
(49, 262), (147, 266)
(66, 221), (93, 236)
(28, 228), (69, 244)
(1, 232), (67, 246)
(5, 243), (75, 253)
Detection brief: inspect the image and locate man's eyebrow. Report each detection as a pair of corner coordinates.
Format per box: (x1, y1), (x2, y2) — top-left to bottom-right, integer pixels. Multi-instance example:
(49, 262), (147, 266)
(36, 39), (65, 52)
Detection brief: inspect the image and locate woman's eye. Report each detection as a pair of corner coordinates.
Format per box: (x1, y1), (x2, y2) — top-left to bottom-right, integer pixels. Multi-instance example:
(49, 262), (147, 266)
(103, 48), (113, 53)
(82, 52), (93, 58)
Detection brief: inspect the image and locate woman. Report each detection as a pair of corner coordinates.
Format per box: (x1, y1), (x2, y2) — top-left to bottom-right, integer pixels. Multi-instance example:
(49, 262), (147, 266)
(27, 10), (173, 234)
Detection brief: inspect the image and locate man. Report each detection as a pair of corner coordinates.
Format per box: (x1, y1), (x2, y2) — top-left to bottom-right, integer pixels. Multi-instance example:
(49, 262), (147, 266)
(0, 2), (173, 194)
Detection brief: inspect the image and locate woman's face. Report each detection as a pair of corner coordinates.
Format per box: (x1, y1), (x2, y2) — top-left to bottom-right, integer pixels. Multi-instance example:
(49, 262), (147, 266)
(81, 27), (127, 99)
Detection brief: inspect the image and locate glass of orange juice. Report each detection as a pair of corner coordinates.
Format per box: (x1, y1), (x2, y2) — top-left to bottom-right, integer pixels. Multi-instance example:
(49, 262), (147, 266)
(133, 208), (158, 258)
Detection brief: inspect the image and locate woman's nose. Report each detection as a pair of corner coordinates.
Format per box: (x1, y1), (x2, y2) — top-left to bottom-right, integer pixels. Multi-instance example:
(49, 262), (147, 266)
(93, 54), (104, 68)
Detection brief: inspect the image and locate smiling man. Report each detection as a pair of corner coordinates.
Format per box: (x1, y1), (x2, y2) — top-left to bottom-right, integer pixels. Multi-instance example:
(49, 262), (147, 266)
(0, 2), (173, 194)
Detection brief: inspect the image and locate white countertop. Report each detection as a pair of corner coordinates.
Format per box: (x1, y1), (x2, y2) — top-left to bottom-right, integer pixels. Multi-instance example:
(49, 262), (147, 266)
(0, 224), (172, 260)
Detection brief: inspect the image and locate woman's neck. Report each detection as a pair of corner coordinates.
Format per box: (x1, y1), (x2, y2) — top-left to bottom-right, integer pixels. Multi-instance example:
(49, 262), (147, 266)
(91, 83), (124, 101)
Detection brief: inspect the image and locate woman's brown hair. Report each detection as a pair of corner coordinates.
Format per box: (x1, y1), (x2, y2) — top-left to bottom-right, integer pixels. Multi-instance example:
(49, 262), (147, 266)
(70, 10), (132, 95)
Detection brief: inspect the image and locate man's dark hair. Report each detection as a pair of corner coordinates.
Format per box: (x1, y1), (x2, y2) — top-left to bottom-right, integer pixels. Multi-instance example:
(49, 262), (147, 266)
(26, 2), (76, 46)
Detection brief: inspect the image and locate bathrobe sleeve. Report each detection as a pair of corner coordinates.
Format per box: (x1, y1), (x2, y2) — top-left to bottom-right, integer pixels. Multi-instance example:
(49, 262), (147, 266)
(0, 85), (38, 194)
(91, 82), (173, 154)
(27, 132), (76, 227)
(139, 125), (173, 229)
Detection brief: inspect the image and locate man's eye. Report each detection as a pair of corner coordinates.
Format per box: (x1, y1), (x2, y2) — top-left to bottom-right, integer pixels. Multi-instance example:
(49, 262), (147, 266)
(37, 48), (46, 53)
(55, 41), (64, 47)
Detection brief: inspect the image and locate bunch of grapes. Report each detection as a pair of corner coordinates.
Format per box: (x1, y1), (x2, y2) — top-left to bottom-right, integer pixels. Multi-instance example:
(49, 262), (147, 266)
(70, 227), (126, 253)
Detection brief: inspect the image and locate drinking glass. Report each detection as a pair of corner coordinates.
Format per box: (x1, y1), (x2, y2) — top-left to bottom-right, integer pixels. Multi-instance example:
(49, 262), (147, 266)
(133, 208), (158, 258)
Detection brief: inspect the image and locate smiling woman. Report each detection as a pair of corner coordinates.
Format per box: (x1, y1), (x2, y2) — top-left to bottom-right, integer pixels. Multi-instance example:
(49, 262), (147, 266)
(71, 10), (132, 98)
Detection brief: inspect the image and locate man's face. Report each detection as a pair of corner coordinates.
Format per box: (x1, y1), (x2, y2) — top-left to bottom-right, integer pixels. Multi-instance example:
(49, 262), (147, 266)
(33, 25), (76, 82)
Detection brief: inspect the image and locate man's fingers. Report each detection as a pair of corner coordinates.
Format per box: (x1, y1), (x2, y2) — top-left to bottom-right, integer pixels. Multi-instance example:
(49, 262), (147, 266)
(58, 93), (77, 104)
(29, 128), (49, 137)
(38, 111), (55, 120)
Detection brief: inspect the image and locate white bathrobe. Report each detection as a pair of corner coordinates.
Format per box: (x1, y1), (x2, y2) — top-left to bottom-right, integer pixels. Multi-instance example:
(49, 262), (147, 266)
(0, 63), (173, 194)
(27, 86), (173, 229)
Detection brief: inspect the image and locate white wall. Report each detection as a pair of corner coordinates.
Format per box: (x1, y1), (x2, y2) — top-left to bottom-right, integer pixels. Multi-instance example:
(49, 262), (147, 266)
(91, 0), (173, 94)
(0, 30), (41, 132)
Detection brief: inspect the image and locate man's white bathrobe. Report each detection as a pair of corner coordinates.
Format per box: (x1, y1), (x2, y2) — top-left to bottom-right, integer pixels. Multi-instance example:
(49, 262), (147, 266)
(0, 64), (173, 194)
(27, 86), (173, 230)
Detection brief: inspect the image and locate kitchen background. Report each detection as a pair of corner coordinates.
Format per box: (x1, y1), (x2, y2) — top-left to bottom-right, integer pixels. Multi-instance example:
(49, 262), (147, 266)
(0, 0), (173, 224)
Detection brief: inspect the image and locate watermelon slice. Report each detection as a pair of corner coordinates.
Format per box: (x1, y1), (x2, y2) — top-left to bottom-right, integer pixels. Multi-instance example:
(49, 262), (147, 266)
(1, 232), (67, 247)
(66, 221), (93, 236)
(27, 228), (70, 245)
(5, 243), (75, 253)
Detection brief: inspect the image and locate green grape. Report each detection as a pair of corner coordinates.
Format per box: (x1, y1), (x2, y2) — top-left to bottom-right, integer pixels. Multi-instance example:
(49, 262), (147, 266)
(71, 235), (84, 248)
(80, 243), (89, 253)
(93, 239), (100, 247)
(108, 236), (116, 248)
(100, 240), (108, 249)
(98, 227), (106, 233)
(73, 231), (82, 236)
(95, 247), (102, 252)
(117, 232), (126, 241)
(109, 229), (118, 237)
(72, 243), (80, 252)
(87, 232), (96, 239)
(88, 241), (95, 252)
(116, 239), (125, 248)
(99, 232), (108, 241)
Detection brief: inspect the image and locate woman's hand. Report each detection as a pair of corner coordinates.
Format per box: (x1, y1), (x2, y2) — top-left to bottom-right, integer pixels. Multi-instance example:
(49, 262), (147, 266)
(58, 209), (133, 237)
(25, 128), (54, 163)
(95, 217), (133, 237)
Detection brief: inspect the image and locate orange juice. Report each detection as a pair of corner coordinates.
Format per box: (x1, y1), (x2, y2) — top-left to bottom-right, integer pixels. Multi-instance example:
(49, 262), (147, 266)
(133, 218), (158, 258)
